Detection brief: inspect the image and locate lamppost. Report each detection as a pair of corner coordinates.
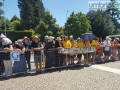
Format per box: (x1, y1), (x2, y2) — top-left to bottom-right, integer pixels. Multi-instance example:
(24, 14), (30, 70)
(66, 10), (68, 36)
(3, 0), (6, 36)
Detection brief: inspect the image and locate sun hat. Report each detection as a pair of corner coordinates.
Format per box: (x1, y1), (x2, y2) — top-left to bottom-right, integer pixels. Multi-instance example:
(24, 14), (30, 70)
(56, 37), (62, 40)
(77, 37), (82, 42)
(33, 36), (40, 41)
(0, 33), (6, 38)
(65, 36), (68, 38)
(69, 35), (73, 38)
(16, 39), (23, 43)
(106, 36), (109, 40)
(45, 35), (48, 38)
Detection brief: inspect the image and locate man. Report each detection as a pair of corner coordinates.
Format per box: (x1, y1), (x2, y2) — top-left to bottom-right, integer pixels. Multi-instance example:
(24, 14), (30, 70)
(0, 33), (6, 75)
(103, 36), (111, 62)
(44, 36), (55, 68)
(31, 36), (44, 73)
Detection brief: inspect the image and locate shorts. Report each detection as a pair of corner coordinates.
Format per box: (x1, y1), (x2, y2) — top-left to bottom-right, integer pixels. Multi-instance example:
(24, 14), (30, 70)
(34, 55), (41, 63)
(91, 51), (96, 56)
(104, 51), (111, 56)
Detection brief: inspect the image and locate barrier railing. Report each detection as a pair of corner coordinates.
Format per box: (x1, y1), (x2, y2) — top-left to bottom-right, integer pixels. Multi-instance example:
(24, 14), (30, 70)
(0, 45), (119, 78)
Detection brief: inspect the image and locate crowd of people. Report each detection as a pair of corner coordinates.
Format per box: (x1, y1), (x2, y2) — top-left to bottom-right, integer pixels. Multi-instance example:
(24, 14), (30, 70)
(0, 33), (120, 78)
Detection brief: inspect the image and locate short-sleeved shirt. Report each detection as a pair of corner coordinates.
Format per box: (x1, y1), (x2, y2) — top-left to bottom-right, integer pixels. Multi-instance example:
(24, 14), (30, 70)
(3, 44), (12, 60)
(14, 44), (25, 54)
(31, 41), (42, 55)
(91, 40), (99, 46)
(75, 42), (84, 47)
(63, 40), (71, 48)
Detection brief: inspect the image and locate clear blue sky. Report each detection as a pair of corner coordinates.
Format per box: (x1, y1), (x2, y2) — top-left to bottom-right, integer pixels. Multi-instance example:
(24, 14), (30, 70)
(2, 0), (88, 26)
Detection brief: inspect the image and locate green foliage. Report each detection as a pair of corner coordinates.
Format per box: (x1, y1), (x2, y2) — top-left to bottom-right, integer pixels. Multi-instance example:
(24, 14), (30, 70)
(0, 1), (4, 23)
(10, 15), (20, 22)
(35, 11), (62, 40)
(0, 19), (11, 30)
(57, 27), (64, 36)
(87, 9), (115, 38)
(10, 20), (21, 30)
(65, 11), (91, 39)
(43, 11), (60, 37)
(18, 0), (45, 30)
(105, 0), (120, 34)
(0, 30), (34, 42)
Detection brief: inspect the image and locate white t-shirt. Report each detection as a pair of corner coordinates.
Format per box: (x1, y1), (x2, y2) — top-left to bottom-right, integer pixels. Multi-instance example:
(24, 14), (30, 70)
(103, 40), (111, 51)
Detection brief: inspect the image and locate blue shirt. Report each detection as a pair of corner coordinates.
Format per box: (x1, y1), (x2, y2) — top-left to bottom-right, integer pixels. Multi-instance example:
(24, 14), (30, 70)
(31, 41), (42, 55)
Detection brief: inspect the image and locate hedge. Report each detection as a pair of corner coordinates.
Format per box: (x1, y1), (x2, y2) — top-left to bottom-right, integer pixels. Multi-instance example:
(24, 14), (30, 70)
(0, 30), (34, 42)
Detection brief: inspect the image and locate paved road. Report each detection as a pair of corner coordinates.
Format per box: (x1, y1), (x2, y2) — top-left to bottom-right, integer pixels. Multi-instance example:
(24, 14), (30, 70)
(1, 60), (120, 90)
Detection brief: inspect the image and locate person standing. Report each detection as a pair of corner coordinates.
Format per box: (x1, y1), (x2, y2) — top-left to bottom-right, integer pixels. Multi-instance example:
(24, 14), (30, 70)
(2, 38), (13, 77)
(23, 36), (32, 71)
(75, 38), (84, 65)
(12, 39), (27, 74)
(103, 37), (111, 62)
(31, 36), (44, 73)
(62, 36), (71, 66)
(90, 37), (99, 64)
(55, 37), (63, 67)
(44, 36), (55, 68)
(43, 35), (49, 61)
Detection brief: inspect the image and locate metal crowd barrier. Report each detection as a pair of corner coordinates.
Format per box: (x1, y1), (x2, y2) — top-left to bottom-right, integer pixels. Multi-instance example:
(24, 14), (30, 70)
(0, 45), (120, 78)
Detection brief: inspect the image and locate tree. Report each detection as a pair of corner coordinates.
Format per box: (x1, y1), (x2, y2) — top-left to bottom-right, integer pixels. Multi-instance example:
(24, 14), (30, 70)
(43, 11), (60, 37)
(35, 20), (49, 40)
(1, 19), (11, 30)
(106, 0), (120, 34)
(10, 15), (20, 22)
(10, 15), (21, 30)
(87, 9), (115, 38)
(0, 2), (4, 23)
(64, 11), (91, 39)
(18, 0), (45, 30)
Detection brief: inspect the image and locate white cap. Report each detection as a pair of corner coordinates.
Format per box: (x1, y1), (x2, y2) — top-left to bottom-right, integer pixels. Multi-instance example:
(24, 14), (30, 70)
(106, 36), (109, 40)
(16, 39), (23, 43)
(69, 35), (73, 38)
(0, 33), (6, 38)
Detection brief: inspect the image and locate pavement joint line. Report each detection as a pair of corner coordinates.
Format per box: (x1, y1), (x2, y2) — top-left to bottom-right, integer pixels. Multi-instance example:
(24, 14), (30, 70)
(91, 65), (120, 75)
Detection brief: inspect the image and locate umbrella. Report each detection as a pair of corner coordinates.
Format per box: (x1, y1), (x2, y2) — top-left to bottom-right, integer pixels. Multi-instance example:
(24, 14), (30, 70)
(81, 33), (96, 41)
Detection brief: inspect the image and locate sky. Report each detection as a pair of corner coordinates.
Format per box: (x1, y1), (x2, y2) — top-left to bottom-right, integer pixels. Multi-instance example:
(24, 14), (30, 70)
(2, 0), (89, 26)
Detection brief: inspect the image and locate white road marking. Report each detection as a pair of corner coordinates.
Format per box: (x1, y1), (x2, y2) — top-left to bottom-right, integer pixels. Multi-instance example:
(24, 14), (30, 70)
(91, 65), (120, 75)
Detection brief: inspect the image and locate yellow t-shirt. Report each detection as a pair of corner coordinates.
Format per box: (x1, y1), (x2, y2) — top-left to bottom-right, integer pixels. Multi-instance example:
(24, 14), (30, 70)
(75, 42), (84, 47)
(84, 42), (91, 47)
(63, 40), (71, 48)
(91, 40), (99, 46)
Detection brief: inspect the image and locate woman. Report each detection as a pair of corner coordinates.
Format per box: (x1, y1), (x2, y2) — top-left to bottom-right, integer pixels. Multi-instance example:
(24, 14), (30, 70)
(83, 39), (91, 66)
(31, 36), (44, 73)
(2, 37), (13, 77)
(12, 39), (27, 74)
(62, 36), (71, 66)
(75, 38), (84, 65)
(69, 38), (75, 65)
(111, 38), (119, 60)
(55, 37), (63, 67)
(23, 36), (31, 71)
